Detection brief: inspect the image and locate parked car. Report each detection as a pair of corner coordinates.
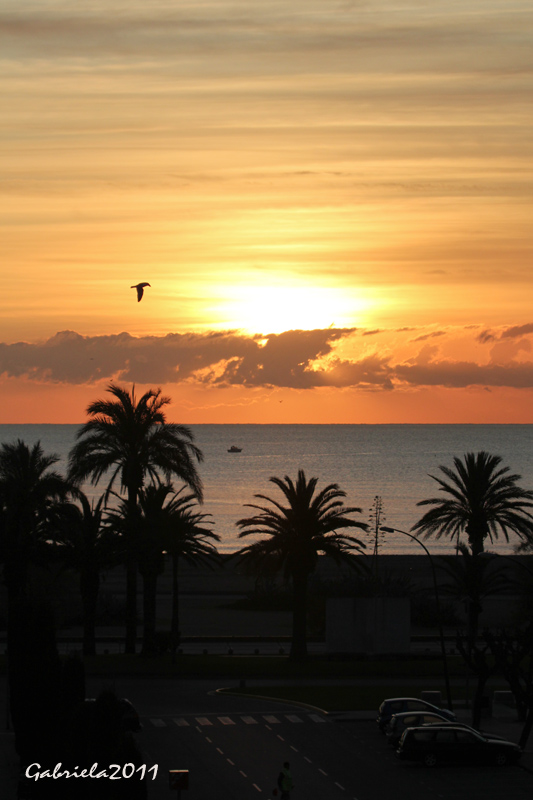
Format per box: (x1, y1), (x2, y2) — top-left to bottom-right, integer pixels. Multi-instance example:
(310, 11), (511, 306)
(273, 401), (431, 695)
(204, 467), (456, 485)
(386, 711), (451, 745)
(377, 697), (455, 732)
(396, 725), (522, 767)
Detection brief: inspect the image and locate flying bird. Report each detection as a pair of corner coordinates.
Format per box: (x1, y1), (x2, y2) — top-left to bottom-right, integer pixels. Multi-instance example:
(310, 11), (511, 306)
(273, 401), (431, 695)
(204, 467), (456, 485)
(131, 282), (151, 302)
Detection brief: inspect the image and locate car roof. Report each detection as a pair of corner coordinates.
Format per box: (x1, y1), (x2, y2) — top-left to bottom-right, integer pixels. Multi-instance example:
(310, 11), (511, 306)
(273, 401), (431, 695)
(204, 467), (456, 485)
(392, 710), (446, 718)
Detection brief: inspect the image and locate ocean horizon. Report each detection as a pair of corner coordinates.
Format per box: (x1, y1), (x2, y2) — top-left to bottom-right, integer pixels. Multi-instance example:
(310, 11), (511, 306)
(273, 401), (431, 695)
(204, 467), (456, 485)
(1, 423), (532, 556)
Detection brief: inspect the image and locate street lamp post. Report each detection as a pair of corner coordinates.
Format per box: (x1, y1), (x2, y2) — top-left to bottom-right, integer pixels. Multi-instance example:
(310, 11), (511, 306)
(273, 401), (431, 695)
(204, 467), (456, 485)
(381, 526), (453, 712)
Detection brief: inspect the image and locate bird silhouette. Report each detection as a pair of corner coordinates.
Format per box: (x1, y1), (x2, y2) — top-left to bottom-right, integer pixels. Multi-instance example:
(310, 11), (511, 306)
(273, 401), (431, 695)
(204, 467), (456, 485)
(131, 282), (151, 302)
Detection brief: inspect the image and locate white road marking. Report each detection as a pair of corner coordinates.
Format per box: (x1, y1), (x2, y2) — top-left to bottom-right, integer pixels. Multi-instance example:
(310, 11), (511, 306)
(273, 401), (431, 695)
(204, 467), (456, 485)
(319, 769), (328, 776)
(253, 784), (262, 792)
(240, 770), (247, 778)
(218, 716), (235, 725)
(286, 715), (303, 723)
(335, 782), (345, 791)
(290, 746), (298, 752)
(304, 757), (312, 764)
(241, 716), (258, 724)
(263, 715), (280, 723)
(150, 719), (166, 727)
(277, 735), (285, 742)
(309, 714), (326, 723)
(216, 747), (224, 755)
(173, 718), (190, 726)
(227, 759), (235, 766)
(195, 717), (213, 726)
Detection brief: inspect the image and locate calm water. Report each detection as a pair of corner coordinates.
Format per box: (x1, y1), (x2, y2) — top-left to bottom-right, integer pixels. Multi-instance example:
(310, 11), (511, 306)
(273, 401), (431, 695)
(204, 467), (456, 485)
(1, 424), (533, 555)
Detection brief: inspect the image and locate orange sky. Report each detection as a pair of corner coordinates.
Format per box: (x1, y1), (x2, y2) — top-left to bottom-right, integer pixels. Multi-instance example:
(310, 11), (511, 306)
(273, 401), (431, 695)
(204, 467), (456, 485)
(1, 0), (533, 423)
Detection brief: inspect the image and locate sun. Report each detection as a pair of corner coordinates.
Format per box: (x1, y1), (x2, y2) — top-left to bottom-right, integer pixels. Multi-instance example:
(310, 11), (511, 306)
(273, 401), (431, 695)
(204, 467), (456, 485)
(210, 283), (372, 335)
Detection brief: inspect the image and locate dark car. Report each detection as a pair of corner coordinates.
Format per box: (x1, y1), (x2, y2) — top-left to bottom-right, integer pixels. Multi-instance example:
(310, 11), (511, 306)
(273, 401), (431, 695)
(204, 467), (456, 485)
(377, 697), (455, 732)
(396, 725), (522, 767)
(386, 711), (451, 746)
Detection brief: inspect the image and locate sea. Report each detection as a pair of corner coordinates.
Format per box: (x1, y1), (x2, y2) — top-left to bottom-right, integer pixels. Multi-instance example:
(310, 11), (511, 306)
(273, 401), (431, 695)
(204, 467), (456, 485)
(1, 424), (533, 556)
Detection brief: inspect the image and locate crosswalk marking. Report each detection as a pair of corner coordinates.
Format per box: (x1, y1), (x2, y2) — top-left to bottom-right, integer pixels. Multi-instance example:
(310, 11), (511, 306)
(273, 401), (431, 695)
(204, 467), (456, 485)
(149, 712), (329, 728)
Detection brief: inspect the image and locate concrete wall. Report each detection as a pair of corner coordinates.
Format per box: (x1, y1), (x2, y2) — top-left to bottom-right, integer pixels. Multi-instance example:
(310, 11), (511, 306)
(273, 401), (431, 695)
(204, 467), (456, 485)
(326, 596), (411, 654)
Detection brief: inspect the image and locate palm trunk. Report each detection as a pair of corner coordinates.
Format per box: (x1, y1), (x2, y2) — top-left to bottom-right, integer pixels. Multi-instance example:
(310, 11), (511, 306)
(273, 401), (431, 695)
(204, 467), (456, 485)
(170, 554), (180, 661)
(125, 484), (139, 654)
(80, 568), (99, 657)
(141, 568), (158, 655)
(125, 559), (138, 653)
(290, 570), (309, 661)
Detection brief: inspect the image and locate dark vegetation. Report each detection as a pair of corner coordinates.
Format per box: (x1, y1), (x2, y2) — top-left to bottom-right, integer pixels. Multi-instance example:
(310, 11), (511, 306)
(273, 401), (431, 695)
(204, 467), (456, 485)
(3, 383), (533, 790)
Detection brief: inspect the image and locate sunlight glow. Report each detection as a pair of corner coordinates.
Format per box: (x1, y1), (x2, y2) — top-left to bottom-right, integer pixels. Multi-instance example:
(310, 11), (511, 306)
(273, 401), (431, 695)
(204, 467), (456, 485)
(210, 284), (373, 335)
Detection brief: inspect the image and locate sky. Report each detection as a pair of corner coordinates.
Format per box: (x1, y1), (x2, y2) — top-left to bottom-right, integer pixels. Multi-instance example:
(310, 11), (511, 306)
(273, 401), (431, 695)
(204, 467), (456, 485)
(1, 0), (533, 423)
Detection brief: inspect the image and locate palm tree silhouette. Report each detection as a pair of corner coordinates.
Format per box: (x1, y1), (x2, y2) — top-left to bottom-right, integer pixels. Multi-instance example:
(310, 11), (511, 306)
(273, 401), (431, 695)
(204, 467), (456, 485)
(160, 486), (219, 659)
(58, 491), (121, 656)
(0, 440), (71, 759)
(108, 484), (218, 655)
(237, 469), (366, 660)
(0, 439), (70, 604)
(412, 451), (533, 556)
(68, 383), (203, 653)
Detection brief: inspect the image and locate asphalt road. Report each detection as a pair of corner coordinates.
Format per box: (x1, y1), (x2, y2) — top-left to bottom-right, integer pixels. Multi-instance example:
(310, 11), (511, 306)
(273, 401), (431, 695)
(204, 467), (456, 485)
(91, 678), (533, 800)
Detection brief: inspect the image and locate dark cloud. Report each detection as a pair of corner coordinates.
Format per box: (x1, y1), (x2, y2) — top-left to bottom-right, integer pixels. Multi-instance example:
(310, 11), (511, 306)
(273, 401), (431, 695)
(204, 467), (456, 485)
(0, 329), (355, 389)
(362, 329), (382, 337)
(501, 323), (533, 340)
(396, 360), (533, 389)
(477, 323), (533, 344)
(411, 331), (447, 343)
(477, 329), (496, 343)
(3, 329), (533, 393)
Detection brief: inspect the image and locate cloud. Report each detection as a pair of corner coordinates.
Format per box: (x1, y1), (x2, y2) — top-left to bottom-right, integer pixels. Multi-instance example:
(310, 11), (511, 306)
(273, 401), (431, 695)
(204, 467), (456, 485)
(0, 329), (355, 389)
(395, 360), (533, 389)
(411, 331), (447, 343)
(501, 323), (533, 340)
(3, 327), (533, 393)
(477, 323), (533, 345)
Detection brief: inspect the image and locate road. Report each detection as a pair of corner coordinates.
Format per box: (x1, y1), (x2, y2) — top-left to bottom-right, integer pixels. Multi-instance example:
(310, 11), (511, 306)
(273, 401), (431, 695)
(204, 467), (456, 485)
(91, 678), (533, 800)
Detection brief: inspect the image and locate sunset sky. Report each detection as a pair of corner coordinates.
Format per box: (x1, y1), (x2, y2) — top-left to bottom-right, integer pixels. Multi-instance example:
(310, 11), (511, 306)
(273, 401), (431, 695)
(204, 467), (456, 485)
(2, 0), (533, 423)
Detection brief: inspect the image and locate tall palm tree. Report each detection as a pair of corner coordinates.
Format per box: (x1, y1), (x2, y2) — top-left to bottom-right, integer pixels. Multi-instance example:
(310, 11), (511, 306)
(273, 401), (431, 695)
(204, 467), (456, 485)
(0, 440), (71, 759)
(57, 491), (121, 656)
(412, 451), (533, 556)
(237, 469), (367, 660)
(0, 439), (70, 604)
(160, 487), (219, 658)
(438, 544), (513, 647)
(124, 484), (219, 656)
(68, 383), (203, 653)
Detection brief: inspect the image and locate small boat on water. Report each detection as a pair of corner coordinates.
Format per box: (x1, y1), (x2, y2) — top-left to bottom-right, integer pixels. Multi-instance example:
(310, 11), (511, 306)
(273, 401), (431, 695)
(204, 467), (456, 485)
(227, 445), (242, 453)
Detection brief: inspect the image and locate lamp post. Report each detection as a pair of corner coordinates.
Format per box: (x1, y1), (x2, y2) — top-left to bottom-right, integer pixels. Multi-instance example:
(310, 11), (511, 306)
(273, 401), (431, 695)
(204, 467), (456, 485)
(381, 526), (453, 712)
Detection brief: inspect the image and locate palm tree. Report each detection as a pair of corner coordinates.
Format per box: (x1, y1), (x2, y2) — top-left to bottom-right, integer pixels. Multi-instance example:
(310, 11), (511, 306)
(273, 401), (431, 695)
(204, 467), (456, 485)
(236, 469), (367, 660)
(68, 383), (203, 653)
(0, 440), (71, 759)
(412, 451), (533, 556)
(160, 487), (219, 658)
(0, 439), (70, 605)
(438, 544), (513, 648)
(57, 491), (121, 656)
(125, 484), (219, 656)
